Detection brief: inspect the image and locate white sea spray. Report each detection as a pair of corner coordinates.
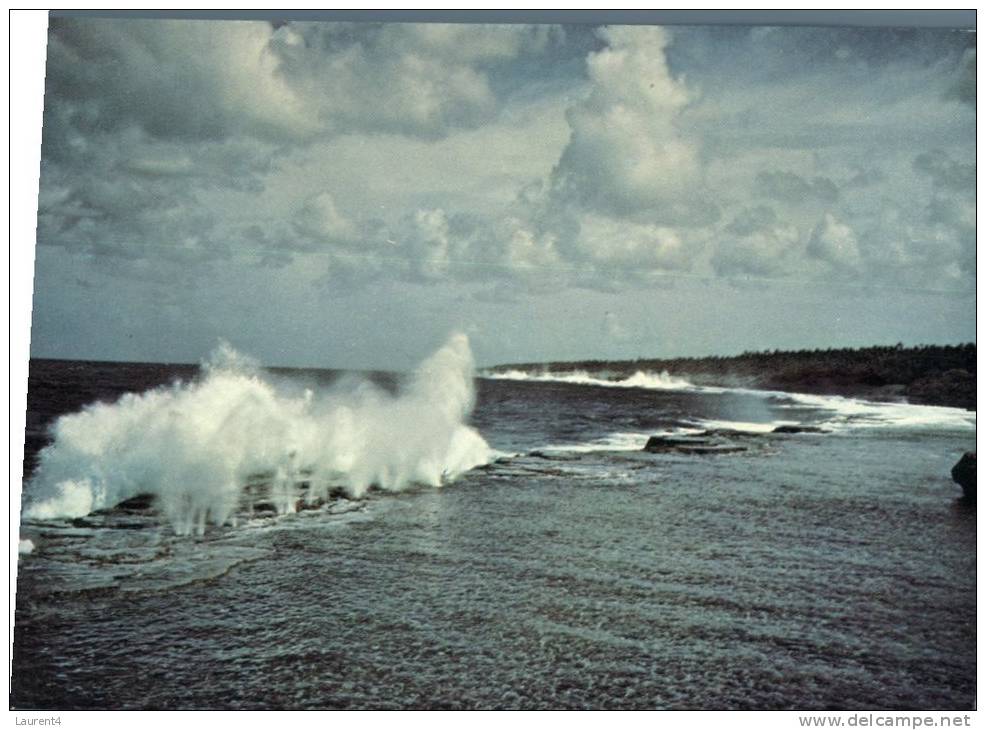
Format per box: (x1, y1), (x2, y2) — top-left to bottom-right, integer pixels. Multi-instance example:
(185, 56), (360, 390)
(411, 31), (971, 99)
(24, 334), (491, 535)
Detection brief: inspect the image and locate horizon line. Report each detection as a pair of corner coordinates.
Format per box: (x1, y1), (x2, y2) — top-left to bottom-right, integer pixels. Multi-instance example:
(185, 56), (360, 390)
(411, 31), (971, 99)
(26, 339), (977, 374)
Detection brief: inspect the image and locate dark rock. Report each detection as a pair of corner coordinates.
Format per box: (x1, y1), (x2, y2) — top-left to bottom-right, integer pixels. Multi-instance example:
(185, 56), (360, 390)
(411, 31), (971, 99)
(251, 497), (329, 515)
(772, 425), (828, 434)
(115, 493), (156, 511)
(951, 452), (976, 501)
(644, 435), (711, 452)
(644, 435), (746, 455)
(91, 493), (156, 515)
(250, 501), (278, 515)
(295, 498), (311, 513)
(906, 369), (976, 411)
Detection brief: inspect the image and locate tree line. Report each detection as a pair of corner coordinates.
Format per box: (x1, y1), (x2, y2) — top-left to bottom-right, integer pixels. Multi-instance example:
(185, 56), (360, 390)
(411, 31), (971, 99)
(491, 343), (976, 410)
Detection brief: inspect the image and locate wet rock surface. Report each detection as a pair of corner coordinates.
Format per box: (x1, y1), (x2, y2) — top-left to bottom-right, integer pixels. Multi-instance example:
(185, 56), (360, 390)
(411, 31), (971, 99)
(643, 424), (830, 456)
(643, 434), (748, 455)
(951, 452), (976, 501)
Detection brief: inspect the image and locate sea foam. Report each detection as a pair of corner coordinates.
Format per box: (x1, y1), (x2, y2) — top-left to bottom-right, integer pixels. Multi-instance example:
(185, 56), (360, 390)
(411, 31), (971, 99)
(484, 368), (693, 390)
(23, 334), (491, 535)
(779, 392), (976, 431)
(485, 368), (974, 433)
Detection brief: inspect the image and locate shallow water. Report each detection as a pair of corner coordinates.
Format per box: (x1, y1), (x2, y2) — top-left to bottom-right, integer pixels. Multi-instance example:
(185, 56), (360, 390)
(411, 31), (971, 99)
(12, 361), (976, 709)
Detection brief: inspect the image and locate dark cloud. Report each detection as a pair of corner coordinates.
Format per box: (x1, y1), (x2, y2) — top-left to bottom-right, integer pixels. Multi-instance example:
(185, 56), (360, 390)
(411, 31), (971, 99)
(45, 18), (317, 143)
(946, 47), (976, 106)
(913, 149), (976, 190)
(45, 19), (565, 146)
(667, 25), (975, 87)
(269, 22), (565, 141)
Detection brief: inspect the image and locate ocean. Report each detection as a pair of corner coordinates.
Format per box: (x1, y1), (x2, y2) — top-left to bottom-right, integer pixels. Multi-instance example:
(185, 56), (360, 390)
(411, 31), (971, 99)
(11, 340), (977, 710)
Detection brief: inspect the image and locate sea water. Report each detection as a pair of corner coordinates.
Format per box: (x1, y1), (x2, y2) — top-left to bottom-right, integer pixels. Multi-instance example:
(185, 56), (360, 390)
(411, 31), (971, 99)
(11, 337), (976, 709)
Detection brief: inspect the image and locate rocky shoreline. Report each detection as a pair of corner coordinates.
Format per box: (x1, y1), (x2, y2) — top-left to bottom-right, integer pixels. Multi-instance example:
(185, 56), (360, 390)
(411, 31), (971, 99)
(490, 343), (976, 411)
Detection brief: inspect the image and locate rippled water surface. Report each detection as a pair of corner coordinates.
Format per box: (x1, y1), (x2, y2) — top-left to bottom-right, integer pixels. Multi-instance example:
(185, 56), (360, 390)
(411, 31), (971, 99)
(12, 361), (976, 709)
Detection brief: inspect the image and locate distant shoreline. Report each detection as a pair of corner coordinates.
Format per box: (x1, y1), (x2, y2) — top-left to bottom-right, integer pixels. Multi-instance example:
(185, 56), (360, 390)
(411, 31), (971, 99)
(487, 343), (976, 411)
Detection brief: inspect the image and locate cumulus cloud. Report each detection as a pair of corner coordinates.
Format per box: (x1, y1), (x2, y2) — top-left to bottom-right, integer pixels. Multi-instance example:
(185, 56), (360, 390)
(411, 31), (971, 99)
(45, 18), (316, 144)
(401, 209), (458, 280)
(924, 193), (976, 279)
(45, 19), (560, 146)
(385, 22), (563, 61)
(32, 18), (977, 315)
(295, 192), (359, 243)
(36, 17), (574, 289)
(36, 148), (232, 267)
(270, 22), (562, 140)
(571, 214), (697, 272)
(548, 26), (713, 225)
(712, 206), (801, 277)
(807, 213), (862, 273)
(497, 219), (562, 276)
(852, 203), (973, 292)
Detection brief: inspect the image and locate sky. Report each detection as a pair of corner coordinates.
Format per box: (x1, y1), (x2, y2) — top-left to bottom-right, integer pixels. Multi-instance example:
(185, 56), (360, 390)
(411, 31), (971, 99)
(28, 16), (976, 370)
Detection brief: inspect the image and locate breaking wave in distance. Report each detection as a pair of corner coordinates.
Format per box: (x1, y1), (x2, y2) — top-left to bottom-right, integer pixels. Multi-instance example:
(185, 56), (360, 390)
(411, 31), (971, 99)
(484, 368), (694, 390)
(24, 334), (491, 535)
(483, 367), (974, 433)
(779, 392), (976, 432)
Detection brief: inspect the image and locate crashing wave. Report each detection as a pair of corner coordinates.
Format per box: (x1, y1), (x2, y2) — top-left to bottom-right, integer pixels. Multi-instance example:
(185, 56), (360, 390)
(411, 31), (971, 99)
(24, 334), (492, 535)
(483, 368), (694, 391)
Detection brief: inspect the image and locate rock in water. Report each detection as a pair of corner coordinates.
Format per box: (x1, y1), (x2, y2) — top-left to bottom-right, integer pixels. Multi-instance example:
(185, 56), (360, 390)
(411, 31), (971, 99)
(644, 435), (747, 455)
(772, 425), (827, 434)
(951, 452), (976, 501)
(644, 435), (711, 451)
